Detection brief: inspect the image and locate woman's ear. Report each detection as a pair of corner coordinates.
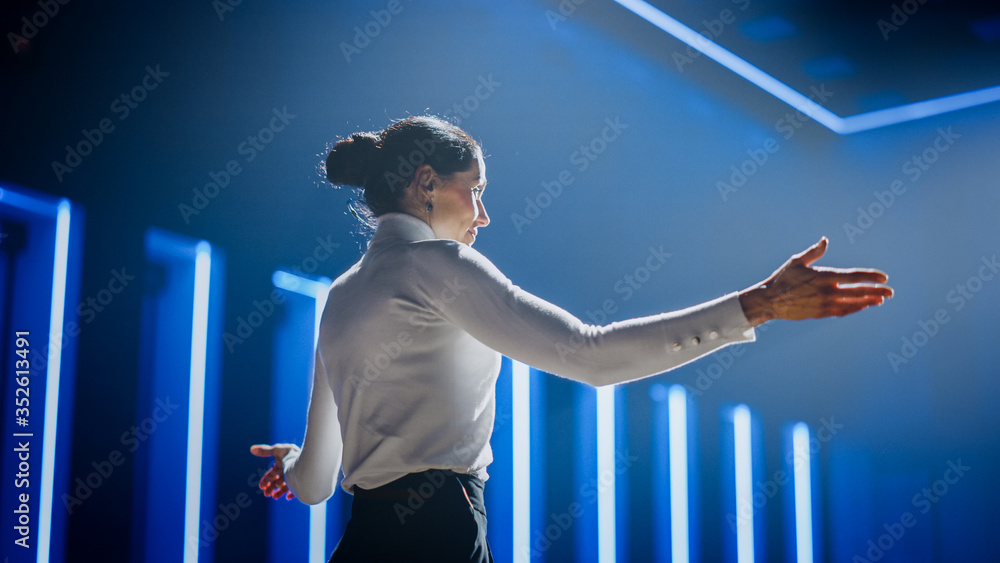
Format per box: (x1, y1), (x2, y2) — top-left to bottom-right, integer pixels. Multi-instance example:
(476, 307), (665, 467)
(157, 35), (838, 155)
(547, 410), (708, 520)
(411, 164), (435, 194)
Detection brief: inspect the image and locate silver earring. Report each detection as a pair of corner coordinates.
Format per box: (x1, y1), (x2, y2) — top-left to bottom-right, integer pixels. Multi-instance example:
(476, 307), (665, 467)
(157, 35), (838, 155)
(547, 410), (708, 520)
(426, 202), (433, 212)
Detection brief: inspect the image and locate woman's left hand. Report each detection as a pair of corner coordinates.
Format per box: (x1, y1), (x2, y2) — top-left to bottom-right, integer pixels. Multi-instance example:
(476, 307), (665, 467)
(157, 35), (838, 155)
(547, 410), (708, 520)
(250, 443), (299, 500)
(739, 237), (894, 325)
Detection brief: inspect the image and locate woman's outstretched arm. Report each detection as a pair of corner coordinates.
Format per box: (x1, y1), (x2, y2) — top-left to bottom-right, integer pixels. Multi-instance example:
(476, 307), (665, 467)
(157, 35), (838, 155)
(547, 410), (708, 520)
(407, 236), (891, 387)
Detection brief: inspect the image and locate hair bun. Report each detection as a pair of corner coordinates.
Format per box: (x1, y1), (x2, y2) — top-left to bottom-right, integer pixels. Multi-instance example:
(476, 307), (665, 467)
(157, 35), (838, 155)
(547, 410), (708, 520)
(326, 132), (379, 187)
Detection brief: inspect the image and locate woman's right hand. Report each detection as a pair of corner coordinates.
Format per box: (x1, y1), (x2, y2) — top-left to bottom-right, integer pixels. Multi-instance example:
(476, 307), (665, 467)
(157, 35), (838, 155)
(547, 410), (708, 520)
(250, 443), (299, 500)
(739, 237), (893, 325)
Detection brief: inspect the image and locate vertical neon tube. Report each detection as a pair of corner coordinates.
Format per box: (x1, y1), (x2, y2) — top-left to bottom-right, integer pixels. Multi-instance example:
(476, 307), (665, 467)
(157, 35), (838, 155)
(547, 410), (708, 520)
(792, 423), (813, 563)
(512, 360), (530, 563)
(310, 280), (329, 563)
(596, 386), (616, 562)
(183, 242), (212, 562)
(668, 385), (689, 563)
(268, 272), (333, 563)
(272, 271), (332, 563)
(37, 199), (71, 563)
(733, 405), (753, 563)
(309, 504), (326, 563)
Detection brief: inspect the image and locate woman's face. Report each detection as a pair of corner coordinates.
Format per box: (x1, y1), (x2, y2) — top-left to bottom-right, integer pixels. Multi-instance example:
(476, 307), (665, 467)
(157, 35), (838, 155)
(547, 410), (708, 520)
(428, 152), (489, 246)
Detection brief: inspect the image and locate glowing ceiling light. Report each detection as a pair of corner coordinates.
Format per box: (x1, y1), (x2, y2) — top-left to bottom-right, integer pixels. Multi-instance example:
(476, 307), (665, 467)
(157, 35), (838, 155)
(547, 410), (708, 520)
(612, 0), (1000, 134)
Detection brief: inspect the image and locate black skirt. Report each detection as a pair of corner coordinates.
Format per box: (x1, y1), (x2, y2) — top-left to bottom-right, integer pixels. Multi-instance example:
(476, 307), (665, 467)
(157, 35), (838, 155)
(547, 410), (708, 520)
(329, 469), (493, 562)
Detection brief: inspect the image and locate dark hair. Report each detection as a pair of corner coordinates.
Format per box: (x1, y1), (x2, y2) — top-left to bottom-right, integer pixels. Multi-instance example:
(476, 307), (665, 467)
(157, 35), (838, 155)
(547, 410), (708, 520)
(325, 115), (480, 227)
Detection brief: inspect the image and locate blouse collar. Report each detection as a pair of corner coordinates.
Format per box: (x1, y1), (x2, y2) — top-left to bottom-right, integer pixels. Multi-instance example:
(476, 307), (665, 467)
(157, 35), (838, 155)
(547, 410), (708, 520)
(369, 212), (436, 247)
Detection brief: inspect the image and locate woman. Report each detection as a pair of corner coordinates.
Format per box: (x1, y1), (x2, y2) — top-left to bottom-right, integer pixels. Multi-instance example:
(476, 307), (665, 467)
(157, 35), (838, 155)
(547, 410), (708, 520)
(251, 115), (892, 561)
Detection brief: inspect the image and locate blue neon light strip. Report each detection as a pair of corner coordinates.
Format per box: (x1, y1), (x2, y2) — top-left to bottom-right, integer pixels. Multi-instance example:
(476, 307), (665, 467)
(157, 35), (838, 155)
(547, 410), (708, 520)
(310, 283), (329, 563)
(596, 386), (616, 562)
(512, 361), (531, 563)
(649, 384), (670, 561)
(837, 84), (1000, 133)
(271, 270), (331, 301)
(668, 385), (689, 563)
(612, 0), (1000, 134)
(37, 199), (71, 563)
(733, 404), (753, 563)
(183, 242), (212, 562)
(270, 270), (331, 341)
(309, 504), (326, 563)
(272, 270), (333, 563)
(0, 186), (61, 216)
(792, 423), (814, 563)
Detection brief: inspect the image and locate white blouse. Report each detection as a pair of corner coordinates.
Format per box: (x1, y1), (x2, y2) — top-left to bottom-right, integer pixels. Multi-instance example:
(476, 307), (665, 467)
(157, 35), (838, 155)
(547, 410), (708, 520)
(282, 212), (756, 503)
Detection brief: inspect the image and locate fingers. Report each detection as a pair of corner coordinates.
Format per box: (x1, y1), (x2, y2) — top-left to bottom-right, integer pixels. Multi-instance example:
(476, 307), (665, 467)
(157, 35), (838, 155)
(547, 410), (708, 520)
(814, 267), (889, 285)
(258, 468), (294, 499)
(828, 285), (894, 299)
(835, 295), (886, 306)
(258, 467), (280, 489)
(267, 483), (291, 500)
(251, 443), (294, 459)
(250, 444), (273, 457)
(772, 285), (890, 320)
(251, 443), (297, 500)
(808, 294), (886, 318)
(793, 237), (828, 267)
(826, 305), (873, 317)
(264, 481), (294, 500)
(826, 300), (884, 317)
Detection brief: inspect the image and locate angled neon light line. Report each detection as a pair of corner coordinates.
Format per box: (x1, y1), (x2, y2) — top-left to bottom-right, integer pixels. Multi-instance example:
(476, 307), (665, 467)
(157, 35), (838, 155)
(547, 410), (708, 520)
(837, 84), (1000, 133)
(612, 0), (1000, 134)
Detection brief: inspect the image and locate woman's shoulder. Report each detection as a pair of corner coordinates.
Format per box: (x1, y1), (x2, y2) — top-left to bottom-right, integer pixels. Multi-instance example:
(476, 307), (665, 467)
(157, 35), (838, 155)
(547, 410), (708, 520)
(355, 239), (510, 294)
(406, 239), (498, 274)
